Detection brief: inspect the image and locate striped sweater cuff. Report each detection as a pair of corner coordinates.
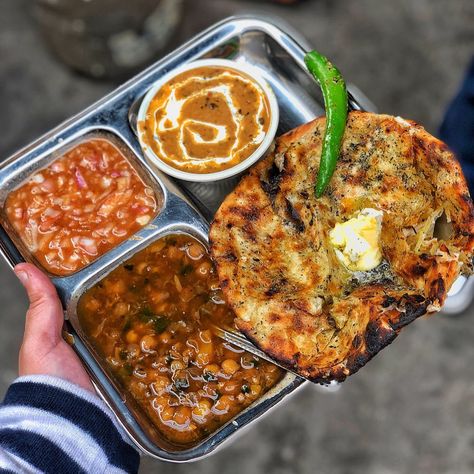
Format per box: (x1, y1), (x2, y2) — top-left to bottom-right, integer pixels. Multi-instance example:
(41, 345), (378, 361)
(0, 375), (140, 473)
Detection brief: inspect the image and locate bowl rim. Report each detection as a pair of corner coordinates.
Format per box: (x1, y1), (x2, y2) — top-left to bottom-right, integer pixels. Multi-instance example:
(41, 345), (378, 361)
(136, 58), (280, 182)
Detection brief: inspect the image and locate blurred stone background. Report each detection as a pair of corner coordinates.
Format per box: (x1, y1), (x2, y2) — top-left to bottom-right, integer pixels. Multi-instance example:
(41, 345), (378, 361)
(1, 0), (474, 473)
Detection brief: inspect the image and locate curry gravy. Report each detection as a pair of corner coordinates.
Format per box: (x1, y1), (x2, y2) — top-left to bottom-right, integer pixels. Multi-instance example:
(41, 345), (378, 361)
(140, 66), (271, 174)
(78, 234), (282, 445)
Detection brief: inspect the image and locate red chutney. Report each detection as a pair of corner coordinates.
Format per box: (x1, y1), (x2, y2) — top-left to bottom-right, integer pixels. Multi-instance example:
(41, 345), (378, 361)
(4, 139), (157, 276)
(78, 235), (283, 446)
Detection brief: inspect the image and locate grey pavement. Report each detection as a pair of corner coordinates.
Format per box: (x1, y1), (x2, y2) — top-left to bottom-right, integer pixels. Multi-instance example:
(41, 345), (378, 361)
(1, 1), (474, 473)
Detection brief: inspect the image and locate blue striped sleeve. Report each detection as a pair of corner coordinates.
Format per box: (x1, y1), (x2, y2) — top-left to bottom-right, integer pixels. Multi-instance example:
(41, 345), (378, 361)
(0, 375), (140, 473)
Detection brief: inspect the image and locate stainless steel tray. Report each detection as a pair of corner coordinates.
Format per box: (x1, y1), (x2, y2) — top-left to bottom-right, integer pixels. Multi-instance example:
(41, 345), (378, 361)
(0, 14), (465, 463)
(0, 15), (324, 462)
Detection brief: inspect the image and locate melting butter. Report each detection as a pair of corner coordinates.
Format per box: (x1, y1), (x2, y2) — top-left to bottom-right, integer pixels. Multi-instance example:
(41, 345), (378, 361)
(330, 208), (383, 272)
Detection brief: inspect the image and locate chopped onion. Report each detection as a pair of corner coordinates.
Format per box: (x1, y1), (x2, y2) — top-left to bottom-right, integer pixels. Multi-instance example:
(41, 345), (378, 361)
(112, 228), (128, 237)
(30, 173), (45, 184)
(76, 237), (98, 255)
(51, 162), (65, 173)
(74, 168), (87, 189)
(117, 176), (131, 191)
(101, 176), (112, 188)
(136, 215), (151, 226)
(43, 207), (61, 218)
(100, 152), (109, 169)
(40, 180), (55, 193)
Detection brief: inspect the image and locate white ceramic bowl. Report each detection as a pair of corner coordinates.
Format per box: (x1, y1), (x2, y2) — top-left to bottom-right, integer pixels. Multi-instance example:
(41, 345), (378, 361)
(137, 58), (279, 182)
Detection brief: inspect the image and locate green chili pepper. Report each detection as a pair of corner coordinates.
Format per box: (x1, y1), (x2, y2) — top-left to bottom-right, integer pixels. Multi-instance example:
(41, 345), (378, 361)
(304, 50), (348, 197)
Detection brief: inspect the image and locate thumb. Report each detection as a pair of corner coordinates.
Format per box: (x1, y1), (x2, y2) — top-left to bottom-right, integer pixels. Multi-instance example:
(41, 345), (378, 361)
(14, 263), (64, 350)
(15, 263), (95, 392)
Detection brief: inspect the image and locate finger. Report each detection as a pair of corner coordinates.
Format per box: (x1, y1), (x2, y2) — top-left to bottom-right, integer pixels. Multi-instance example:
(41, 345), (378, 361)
(14, 263), (64, 348)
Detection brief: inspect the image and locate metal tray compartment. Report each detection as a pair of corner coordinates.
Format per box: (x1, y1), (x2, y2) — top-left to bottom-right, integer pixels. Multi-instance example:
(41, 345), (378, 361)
(0, 16), (375, 462)
(0, 129), (164, 277)
(66, 226), (301, 457)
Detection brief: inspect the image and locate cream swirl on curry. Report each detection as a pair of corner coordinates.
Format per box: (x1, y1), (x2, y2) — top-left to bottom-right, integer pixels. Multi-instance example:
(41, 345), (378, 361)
(139, 66), (271, 174)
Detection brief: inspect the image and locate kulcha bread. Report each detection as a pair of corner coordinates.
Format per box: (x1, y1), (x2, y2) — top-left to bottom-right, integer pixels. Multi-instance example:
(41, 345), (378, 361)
(209, 111), (474, 383)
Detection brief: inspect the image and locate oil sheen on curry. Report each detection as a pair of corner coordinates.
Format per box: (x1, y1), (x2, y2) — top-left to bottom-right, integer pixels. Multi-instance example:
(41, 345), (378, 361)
(139, 66), (270, 173)
(78, 234), (282, 446)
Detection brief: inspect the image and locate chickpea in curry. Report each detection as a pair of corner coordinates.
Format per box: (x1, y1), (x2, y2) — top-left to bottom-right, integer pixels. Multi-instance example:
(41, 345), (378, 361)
(78, 234), (283, 445)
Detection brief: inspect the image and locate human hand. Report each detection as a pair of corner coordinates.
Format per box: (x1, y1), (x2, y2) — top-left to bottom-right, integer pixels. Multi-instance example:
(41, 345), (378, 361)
(14, 263), (94, 393)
